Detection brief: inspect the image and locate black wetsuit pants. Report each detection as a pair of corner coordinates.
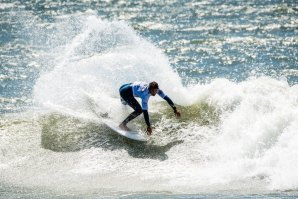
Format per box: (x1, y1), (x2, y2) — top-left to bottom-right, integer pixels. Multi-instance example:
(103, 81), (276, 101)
(119, 83), (143, 125)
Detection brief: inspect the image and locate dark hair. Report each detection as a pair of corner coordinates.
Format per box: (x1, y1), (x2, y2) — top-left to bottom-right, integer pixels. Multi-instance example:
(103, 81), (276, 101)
(149, 81), (159, 90)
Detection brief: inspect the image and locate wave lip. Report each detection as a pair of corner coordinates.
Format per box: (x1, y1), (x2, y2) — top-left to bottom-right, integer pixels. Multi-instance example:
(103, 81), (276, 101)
(33, 15), (183, 120)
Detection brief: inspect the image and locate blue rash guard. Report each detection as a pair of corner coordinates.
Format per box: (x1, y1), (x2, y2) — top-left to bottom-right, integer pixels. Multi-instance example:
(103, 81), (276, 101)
(120, 81), (176, 126)
(132, 82), (164, 110)
(131, 81), (176, 109)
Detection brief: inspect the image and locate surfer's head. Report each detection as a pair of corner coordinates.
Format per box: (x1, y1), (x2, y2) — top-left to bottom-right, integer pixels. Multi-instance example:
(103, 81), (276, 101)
(149, 81), (159, 96)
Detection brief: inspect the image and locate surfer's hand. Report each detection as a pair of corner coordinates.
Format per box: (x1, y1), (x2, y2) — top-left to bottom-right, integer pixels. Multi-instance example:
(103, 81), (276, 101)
(146, 126), (152, 135)
(174, 109), (181, 117)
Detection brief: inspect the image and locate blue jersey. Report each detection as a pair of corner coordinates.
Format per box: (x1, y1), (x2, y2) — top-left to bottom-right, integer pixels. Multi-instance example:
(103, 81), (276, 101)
(131, 82), (166, 110)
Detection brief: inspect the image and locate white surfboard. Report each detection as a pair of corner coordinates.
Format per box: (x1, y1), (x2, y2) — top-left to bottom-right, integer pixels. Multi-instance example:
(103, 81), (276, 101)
(103, 119), (147, 142)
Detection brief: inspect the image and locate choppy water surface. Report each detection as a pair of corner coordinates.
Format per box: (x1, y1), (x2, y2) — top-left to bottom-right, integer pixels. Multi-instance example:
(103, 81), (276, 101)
(0, 0), (298, 198)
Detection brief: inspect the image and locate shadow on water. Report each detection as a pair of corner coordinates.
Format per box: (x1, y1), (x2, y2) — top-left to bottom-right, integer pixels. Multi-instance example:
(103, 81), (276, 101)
(120, 139), (183, 160)
(39, 113), (183, 161)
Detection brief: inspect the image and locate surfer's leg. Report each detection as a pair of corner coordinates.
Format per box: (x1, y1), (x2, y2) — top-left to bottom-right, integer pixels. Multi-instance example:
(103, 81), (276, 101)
(122, 101), (142, 125)
(119, 83), (131, 105)
(119, 99), (142, 131)
(119, 84), (142, 130)
(119, 84), (133, 104)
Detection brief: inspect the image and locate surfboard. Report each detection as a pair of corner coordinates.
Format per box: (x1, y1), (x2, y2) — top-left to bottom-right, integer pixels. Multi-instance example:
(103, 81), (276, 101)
(103, 119), (147, 142)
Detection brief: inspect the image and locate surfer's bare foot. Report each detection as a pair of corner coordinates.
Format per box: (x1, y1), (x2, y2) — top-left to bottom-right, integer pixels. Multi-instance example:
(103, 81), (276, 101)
(119, 123), (131, 131)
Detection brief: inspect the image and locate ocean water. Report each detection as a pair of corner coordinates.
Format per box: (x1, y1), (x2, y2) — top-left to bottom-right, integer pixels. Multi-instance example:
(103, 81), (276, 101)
(0, 0), (298, 198)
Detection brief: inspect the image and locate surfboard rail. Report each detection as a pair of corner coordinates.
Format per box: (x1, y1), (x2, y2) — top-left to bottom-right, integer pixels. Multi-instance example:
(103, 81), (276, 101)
(103, 119), (147, 142)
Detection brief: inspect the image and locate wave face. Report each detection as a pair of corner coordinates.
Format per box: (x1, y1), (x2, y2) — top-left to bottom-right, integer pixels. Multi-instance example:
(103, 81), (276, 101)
(33, 14), (183, 121)
(0, 2), (298, 197)
(2, 75), (298, 194)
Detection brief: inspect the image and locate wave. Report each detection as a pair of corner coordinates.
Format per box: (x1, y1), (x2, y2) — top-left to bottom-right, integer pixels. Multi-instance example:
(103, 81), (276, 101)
(33, 13), (184, 122)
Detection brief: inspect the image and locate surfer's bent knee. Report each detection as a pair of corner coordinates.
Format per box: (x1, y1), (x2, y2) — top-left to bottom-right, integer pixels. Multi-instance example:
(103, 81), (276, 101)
(135, 108), (142, 115)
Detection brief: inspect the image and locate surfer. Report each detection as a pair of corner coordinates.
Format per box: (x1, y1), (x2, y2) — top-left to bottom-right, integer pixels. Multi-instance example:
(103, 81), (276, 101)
(119, 81), (181, 135)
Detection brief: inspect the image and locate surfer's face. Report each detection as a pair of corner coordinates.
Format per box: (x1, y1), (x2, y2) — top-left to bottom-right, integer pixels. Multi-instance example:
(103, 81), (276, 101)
(150, 88), (158, 96)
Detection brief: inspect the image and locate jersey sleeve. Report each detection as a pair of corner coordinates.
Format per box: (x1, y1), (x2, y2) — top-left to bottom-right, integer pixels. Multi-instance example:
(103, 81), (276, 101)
(157, 89), (166, 98)
(142, 101), (148, 110)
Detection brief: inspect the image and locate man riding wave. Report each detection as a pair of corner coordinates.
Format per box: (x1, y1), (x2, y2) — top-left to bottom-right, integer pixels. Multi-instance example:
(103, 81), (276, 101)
(119, 81), (181, 135)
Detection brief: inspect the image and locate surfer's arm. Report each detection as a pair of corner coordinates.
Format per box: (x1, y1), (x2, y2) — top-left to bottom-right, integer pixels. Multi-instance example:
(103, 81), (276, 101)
(158, 90), (181, 117)
(141, 95), (153, 135)
(157, 90), (176, 110)
(142, 106), (152, 135)
(143, 110), (150, 127)
(142, 98), (151, 127)
(164, 95), (176, 111)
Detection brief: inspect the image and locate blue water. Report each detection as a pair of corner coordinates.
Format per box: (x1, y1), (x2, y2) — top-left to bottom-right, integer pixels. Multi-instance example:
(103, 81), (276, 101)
(0, 0), (298, 198)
